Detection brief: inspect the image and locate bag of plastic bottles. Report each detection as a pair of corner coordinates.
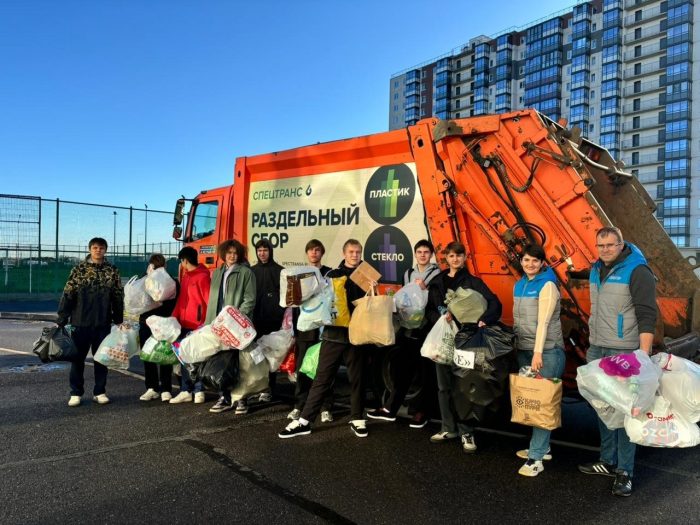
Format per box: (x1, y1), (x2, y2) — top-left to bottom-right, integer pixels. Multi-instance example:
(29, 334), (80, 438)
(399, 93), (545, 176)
(624, 394), (700, 448)
(230, 349), (269, 400)
(139, 337), (179, 365)
(258, 308), (295, 372)
(211, 306), (256, 350)
(124, 276), (161, 315)
(95, 323), (140, 370)
(652, 352), (700, 423)
(420, 316), (457, 365)
(145, 316), (181, 343)
(577, 350), (661, 423)
(393, 283), (429, 329)
(175, 325), (223, 364)
(445, 288), (487, 324)
(144, 267), (177, 302)
(279, 266), (324, 307)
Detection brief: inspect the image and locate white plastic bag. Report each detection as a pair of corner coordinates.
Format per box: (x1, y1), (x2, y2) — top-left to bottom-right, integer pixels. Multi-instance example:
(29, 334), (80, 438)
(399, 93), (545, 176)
(210, 306), (257, 350)
(144, 267), (177, 301)
(94, 323), (140, 370)
(297, 284), (333, 332)
(175, 325), (223, 364)
(420, 316), (457, 365)
(279, 266), (324, 307)
(145, 315), (182, 343)
(124, 276), (161, 315)
(230, 348), (270, 401)
(652, 352), (700, 423)
(624, 395), (700, 448)
(577, 350), (661, 419)
(393, 283), (429, 329)
(258, 310), (295, 372)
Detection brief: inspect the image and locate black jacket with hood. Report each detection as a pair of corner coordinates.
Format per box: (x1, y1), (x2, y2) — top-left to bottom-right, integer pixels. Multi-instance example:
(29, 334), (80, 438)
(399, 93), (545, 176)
(251, 239), (286, 336)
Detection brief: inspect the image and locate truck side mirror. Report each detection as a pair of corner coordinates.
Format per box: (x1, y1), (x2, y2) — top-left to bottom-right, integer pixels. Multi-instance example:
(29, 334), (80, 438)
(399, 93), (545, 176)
(172, 226), (182, 240)
(173, 198), (185, 225)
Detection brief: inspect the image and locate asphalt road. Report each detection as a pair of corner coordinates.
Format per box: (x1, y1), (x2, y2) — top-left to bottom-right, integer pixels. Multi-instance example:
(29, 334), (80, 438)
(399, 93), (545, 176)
(1, 318), (699, 525)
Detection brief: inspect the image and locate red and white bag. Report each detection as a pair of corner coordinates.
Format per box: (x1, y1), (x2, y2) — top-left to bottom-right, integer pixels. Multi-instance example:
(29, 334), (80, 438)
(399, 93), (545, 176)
(210, 306), (256, 350)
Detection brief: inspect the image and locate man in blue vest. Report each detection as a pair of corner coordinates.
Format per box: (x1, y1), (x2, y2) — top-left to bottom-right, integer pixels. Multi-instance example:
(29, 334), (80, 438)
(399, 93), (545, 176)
(578, 226), (657, 497)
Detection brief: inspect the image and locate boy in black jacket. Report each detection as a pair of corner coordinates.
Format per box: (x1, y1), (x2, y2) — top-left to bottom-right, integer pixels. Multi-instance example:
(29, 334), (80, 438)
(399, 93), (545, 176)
(279, 239), (369, 438)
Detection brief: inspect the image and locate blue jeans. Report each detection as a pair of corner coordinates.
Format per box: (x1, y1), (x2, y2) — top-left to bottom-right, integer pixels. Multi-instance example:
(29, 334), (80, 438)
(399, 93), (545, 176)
(180, 366), (203, 394)
(517, 347), (565, 461)
(586, 344), (637, 476)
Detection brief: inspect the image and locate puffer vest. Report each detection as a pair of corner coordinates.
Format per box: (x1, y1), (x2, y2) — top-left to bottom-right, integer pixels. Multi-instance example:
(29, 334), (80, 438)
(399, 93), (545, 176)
(513, 266), (563, 351)
(589, 243), (647, 349)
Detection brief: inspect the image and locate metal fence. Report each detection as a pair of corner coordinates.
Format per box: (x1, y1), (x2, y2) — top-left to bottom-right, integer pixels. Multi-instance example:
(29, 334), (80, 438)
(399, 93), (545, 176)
(0, 194), (184, 297)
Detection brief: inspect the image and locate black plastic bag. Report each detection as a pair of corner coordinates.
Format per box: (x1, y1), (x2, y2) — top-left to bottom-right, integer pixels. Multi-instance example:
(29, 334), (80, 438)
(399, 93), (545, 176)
(191, 351), (240, 391)
(32, 326), (58, 363)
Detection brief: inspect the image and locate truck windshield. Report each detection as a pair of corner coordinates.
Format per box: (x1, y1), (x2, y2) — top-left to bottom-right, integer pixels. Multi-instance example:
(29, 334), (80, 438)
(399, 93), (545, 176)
(190, 201), (218, 240)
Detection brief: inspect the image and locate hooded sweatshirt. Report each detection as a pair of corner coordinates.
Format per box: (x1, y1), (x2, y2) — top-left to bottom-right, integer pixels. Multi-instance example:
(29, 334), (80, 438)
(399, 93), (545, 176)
(171, 264), (211, 331)
(252, 239), (286, 336)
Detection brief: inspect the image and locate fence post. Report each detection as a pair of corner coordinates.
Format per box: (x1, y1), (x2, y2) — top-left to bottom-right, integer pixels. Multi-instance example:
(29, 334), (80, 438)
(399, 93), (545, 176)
(129, 206), (133, 259)
(38, 198), (42, 264)
(55, 198), (59, 262)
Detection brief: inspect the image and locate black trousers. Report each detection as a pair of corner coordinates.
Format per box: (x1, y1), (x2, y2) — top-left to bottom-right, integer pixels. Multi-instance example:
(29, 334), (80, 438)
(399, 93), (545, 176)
(294, 339), (333, 411)
(301, 340), (365, 422)
(70, 325), (111, 396)
(144, 362), (173, 393)
(384, 332), (438, 416)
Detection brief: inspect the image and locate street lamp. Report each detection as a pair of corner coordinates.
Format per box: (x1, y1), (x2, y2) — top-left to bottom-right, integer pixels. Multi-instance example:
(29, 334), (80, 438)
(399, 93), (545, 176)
(144, 203), (148, 258)
(113, 211), (117, 253)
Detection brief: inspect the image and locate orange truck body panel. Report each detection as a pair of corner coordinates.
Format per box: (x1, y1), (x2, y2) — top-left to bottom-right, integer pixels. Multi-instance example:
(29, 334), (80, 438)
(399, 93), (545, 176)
(180, 110), (699, 358)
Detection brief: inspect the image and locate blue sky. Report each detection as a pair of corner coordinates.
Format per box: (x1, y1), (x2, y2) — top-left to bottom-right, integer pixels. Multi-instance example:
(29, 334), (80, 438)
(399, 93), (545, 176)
(1, 0), (568, 213)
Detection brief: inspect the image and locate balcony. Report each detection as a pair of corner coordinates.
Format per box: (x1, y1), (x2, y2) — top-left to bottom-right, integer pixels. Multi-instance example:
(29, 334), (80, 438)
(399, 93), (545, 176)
(403, 96), (420, 111)
(624, 152), (664, 166)
(405, 108), (419, 122)
(624, 6), (665, 26)
(405, 70), (420, 84)
(605, 0), (623, 8)
(571, 60), (591, 74)
(404, 86), (419, 98)
(624, 61), (663, 80)
(601, 103), (622, 115)
(621, 135), (661, 148)
(623, 98), (661, 113)
(636, 169), (660, 183)
(573, 7), (592, 22)
(623, 43), (663, 62)
(624, 0), (657, 7)
(602, 65), (622, 80)
(623, 79), (663, 96)
(622, 116), (664, 131)
(624, 24), (665, 44)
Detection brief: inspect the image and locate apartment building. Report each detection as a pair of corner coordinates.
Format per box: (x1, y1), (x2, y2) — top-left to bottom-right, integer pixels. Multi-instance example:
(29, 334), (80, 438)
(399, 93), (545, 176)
(389, 0), (698, 254)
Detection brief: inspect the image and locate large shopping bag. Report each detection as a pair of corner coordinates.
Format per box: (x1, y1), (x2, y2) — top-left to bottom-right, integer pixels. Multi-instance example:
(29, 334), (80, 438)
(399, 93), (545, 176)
(139, 337), (179, 365)
(624, 394), (700, 448)
(144, 267), (177, 301)
(298, 284), (333, 331)
(453, 324), (515, 378)
(349, 289), (395, 346)
(510, 373), (563, 431)
(258, 308), (295, 372)
(33, 326), (80, 363)
(175, 325), (223, 364)
(210, 306), (256, 350)
(94, 323), (140, 370)
(393, 282), (429, 329)
(145, 316), (181, 343)
(420, 316), (457, 365)
(279, 266), (324, 307)
(124, 276), (161, 315)
(299, 342), (321, 379)
(445, 287), (487, 324)
(191, 351), (240, 392)
(230, 349), (269, 399)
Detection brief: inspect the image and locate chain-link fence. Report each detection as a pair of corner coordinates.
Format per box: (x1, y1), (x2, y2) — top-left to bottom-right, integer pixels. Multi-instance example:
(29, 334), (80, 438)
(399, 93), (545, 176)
(0, 194), (184, 297)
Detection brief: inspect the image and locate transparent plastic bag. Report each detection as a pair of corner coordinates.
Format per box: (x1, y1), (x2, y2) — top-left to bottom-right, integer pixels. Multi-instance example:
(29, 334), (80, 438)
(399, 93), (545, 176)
(230, 349), (269, 400)
(299, 342), (321, 379)
(144, 267), (177, 301)
(420, 316), (457, 365)
(624, 394), (700, 448)
(279, 266), (324, 307)
(298, 284), (333, 331)
(124, 276), (161, 315)
(211, 306), (256, 350)
(139, 337), (179, 365)
(175, 325), (223, 364)
(393, 283), (428, 329)
(145, 316), (181, 343)
(652, 352), (700, 423)
(95, 323), (140, 370)
(258, 309), (295, 372)
(445, 288), (487, 324)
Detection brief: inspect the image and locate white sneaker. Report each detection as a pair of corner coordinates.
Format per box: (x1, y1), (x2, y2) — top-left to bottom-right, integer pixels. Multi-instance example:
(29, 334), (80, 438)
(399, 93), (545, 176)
(68, 395), (81, 407)
(516, 448), (552, 460)
(169, 391), (193, 404)
(287, 408), (301, 420)
(519, 459), (544, 477)
(160, 392), (172, 402)
(321, 410), (334, 423)
(93, 394), (110, 405)
(257, 392), (272, 403)
(430, 431), (458, 443)
(139, 389), (160, 401)
(194, 392), (206, 404)
(461, 433), (477, 453)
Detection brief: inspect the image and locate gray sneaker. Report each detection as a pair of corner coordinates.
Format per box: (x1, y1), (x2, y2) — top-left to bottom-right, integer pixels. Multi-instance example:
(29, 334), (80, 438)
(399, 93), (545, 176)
(461, 433), (477, 453)
(287, 408), (301, 420)
(430, 431), (458, 443)
(321, 410), (334, 423)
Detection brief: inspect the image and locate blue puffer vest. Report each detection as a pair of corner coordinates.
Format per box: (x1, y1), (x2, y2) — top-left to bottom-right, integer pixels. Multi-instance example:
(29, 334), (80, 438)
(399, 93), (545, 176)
(513, 266), (563, 351)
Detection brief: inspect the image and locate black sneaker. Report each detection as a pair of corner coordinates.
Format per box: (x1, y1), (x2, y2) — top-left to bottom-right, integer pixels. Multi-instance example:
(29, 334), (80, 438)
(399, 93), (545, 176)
(578, 461), (616, 477)
(278, 420), (312, 439)
(349, 420), (368, 437)
(366, 408), (396, 422)
(409, 412), (428, 429)
(209, 396), (234, 413)
(612, 472), (633, 497)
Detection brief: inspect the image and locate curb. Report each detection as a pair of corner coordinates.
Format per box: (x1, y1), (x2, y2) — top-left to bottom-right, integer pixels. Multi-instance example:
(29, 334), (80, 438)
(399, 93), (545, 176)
(0, 312), (58, 322)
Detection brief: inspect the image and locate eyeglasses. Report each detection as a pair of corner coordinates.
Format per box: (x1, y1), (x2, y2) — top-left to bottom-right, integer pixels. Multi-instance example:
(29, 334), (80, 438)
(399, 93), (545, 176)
(595, 242), (621, 250)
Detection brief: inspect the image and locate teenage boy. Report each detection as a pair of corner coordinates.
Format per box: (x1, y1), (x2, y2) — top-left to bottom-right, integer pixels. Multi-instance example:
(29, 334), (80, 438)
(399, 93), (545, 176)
(279, 239), (368, 438)
(367, 239), (441, 427)
(57, 237), (123, 407)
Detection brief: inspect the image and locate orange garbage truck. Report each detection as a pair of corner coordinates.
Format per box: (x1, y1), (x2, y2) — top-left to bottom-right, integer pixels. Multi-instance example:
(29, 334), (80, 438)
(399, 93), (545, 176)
(172, 109), (700, 385)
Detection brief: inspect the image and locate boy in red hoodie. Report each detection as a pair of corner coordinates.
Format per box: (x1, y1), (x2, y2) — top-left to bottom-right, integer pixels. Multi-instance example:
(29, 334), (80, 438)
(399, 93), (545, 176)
(170, 246), (211, 404)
